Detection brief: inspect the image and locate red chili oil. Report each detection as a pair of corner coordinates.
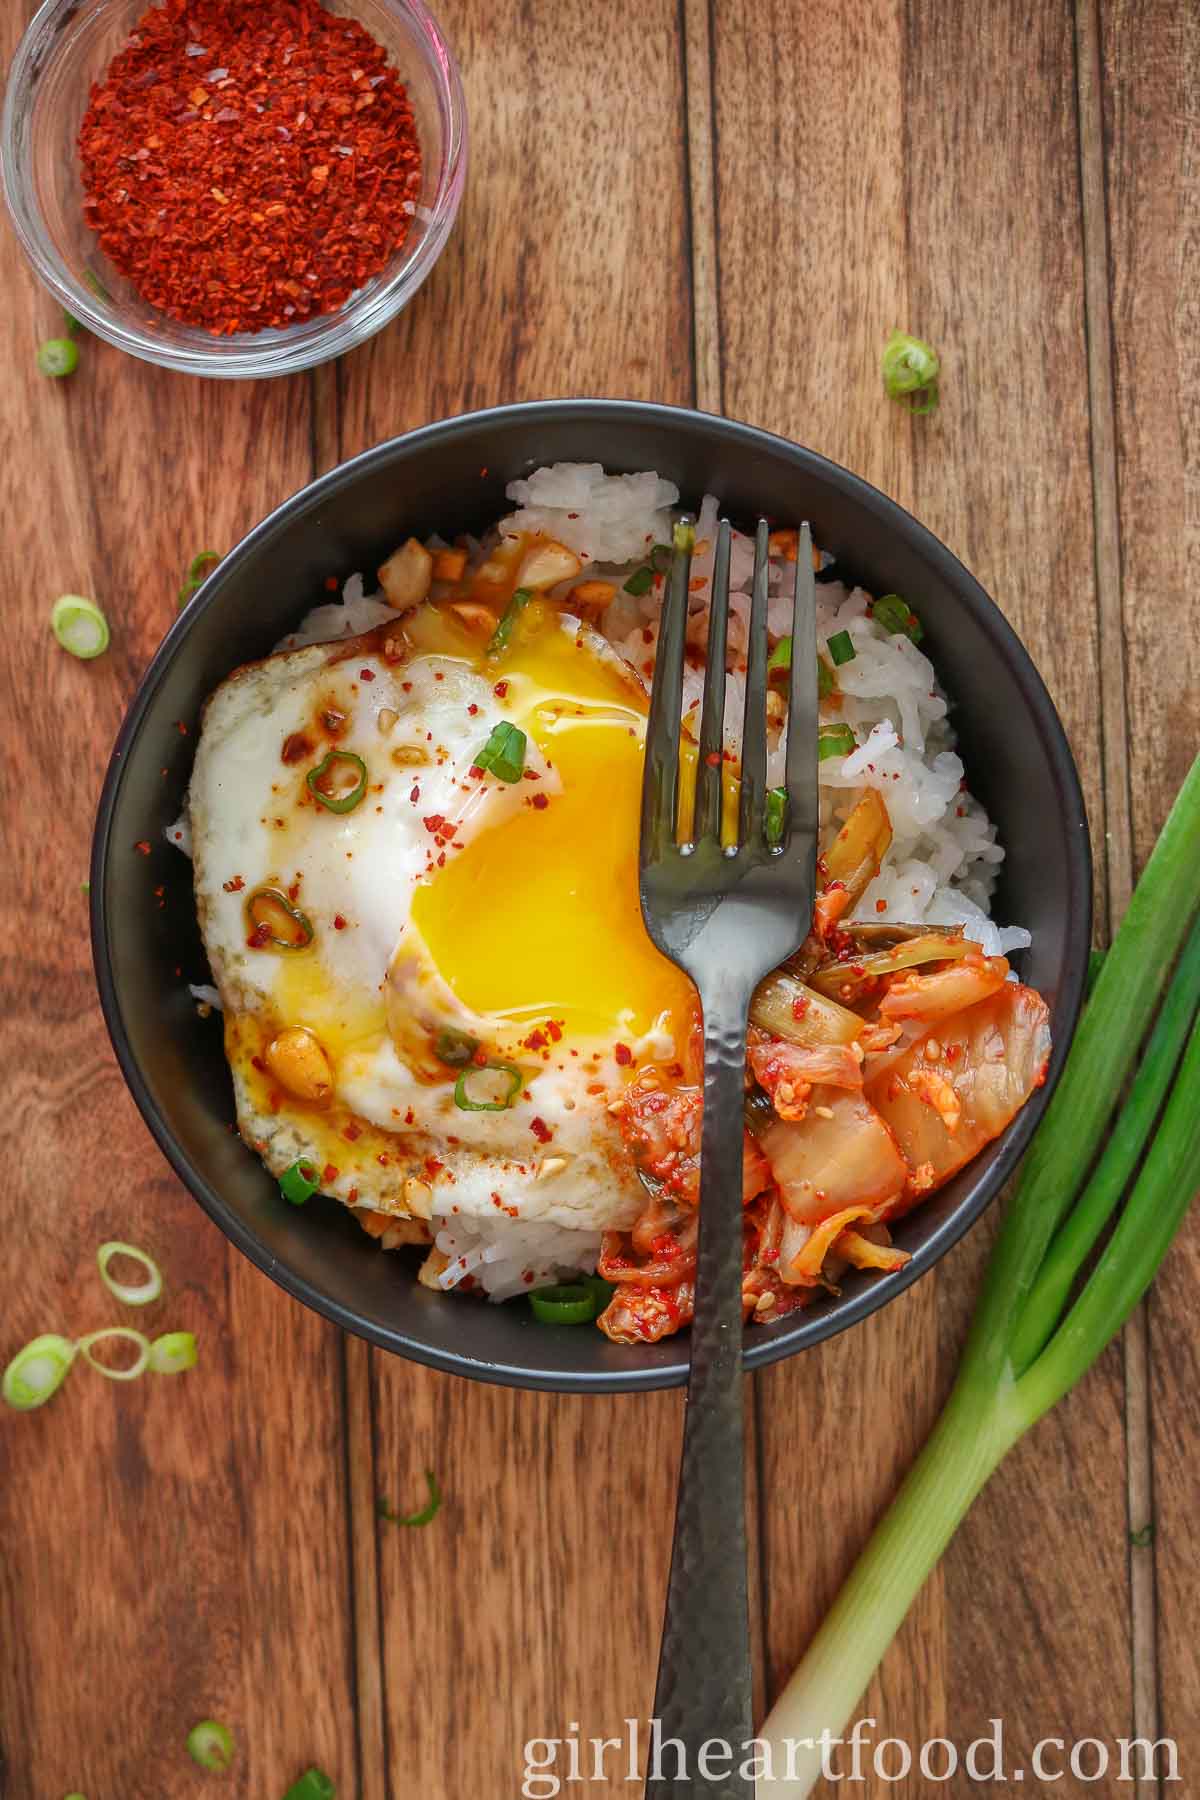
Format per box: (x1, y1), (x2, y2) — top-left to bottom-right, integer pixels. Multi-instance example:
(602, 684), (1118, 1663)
(78, 0), (422, 336)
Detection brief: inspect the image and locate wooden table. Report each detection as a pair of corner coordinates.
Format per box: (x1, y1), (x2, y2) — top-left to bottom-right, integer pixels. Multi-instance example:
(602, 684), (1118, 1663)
(3, 1), (1196, 1794)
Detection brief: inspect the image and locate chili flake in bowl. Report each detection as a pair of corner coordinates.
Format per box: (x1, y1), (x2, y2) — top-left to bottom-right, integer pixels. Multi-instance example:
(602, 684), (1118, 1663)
(2, 0), (466, 377)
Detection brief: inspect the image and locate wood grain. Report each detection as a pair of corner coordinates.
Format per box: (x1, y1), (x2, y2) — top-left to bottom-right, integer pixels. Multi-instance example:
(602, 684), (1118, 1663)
(711, 0), (1128, 1793)
(0, 2), (357, 1787)
(1100, 0), (1200, 1786)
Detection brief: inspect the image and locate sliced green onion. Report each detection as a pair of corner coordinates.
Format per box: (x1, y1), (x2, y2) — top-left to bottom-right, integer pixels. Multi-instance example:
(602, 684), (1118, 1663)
(3, 1334), (77, 1410)
(377, 1470), (442, 1527)
(306, 750), (368, 814)
(245, 887), (315, 951)
(63, 1792), (88, 1799)
(453, 1062), (523, 1112)
(64, 310), (83, 338)
(649, 543), (674, 573)
(529, 1283), (598, 1325)
(51, 595), (109, 660)
(38, 337), (79, 378)
(179, 549), (221, 606)
(78, 1328), (151, 1382)
(872, 592), (924, 642)
(279, 1158), (320, 1206)
(826, 629), (856, 666)
(281, 1771), (336, 1800)
(581, 1273), (615, 1316)
(764, 786), (788, 846)
(818, 723), (857, 762)
(96, 1240), (163, 1307)
(767, 637), (835, 698)
(882, 328), (940, 414)
(434, 1027), (480, 1067)
(488, 586), (533, 657)
(1130, 1523), (1155, 1549)
(623, 564), (654, 597)
(474, 720), (527, 783)
(187, 1720), (235, 1772)
(673, 520), (696, 554)
(149, 1331), (198, 1375)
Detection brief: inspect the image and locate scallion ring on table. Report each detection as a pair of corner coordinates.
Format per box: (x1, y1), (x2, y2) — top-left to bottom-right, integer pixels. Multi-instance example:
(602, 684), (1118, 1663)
(279, 1158), (321, 1206)
(179, 549), (221, 606)
(149, 1331), (198, 1375)
(3, 1334), (77, 1410)
(51, 595), (109, 660)
(881, 328), (941, 413)
(826, 628), (856, 666)
(96, 1240), (163, 1307)
(77, 1327), (151, 1382)
(37, 337), (79, 378)
(818, 723), (857, 762)
(281, 1771), (336, 1800)
(306, 749), (368, 814)
(487, 586), (533, 657)
(529, 1283), (599, 1325)
(453, 1062), (523, 1112)
(377, 1470), (442, 1527)
(186, 1719), (235, 1772)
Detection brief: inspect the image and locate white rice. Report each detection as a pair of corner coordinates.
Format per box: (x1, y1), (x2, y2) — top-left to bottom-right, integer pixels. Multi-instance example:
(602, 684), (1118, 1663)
(432, 1212), (602, 1301)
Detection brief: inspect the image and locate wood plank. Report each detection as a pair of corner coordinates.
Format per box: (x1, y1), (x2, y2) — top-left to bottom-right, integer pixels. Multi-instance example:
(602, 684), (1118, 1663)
(712, 0), (1130, 1791)
(1100, 0), (1200, 1785)
(320, 0), (699, 1792)
(0, 1), (359, 1778)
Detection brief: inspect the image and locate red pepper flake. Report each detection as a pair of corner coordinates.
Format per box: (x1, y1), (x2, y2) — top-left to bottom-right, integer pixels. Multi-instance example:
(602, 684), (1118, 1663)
(546, 1020), (563, 1043)
(250, 1055), (266, 1073)
(467, 702), (479, 716)
(333, 913), (347, 930)
(324, 576), (340, 593)
(347, 1187), (359, 1203)
(246, 923), (272, 949)
(342, 1123), (362, 1142)
(402, 681), (413, 694)
(404, 1107), (415, 1125)
(614, 1042), (633, 1066)
(472, 1047), (489, 1067)
(322, 1164), (339, 1185)
(409, 785), (420, 804)
(281, 731), (312, 764)
(223, 874), (246, 893)
(524, 1029), (548, 1052)
(875, 899), (887, 913)
(530, 793), (549, 811)
(176, 721), (188, 736)
(422, 814), (445, 835)
(493, 680), (509, 698)
(704, 751), (721, 767)
(791, 995), (810, 1020)
(134, 840), (151, 855)
(425, 1156), (444, 1176)
(77, 0), (423, 338)
(377, 1153), (390, 1166)
(529, 1117), (552, 1144)
(359, 667), (376, 682)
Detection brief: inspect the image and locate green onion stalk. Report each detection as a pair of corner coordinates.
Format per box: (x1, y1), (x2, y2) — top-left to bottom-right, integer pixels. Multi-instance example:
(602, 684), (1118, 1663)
(761, 753), (1200, 1796)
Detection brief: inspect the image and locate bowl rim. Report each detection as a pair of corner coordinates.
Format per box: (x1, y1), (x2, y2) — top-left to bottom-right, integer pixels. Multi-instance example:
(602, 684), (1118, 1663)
(91, 398), (1093, 1391)
(1, 0), (468, 379)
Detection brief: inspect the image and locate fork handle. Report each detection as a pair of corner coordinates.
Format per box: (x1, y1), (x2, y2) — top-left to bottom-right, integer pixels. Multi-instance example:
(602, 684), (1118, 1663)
(645, 972), (755, 1799)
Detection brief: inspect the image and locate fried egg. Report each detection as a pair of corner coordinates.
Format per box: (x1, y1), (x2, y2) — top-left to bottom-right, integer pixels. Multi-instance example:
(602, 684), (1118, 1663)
(189, 596), (698, 1237)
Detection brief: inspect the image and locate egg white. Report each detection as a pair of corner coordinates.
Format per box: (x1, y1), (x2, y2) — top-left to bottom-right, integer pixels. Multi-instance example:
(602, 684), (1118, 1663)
(190, 613), (686, 1235)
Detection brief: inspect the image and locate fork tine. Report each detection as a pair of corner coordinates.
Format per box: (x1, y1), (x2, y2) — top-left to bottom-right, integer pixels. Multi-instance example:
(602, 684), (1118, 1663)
(694, 519), (731, 844)
(738, 518), (770, 847)
(784, 521), (820, 846)
(641, 522), (692, 861)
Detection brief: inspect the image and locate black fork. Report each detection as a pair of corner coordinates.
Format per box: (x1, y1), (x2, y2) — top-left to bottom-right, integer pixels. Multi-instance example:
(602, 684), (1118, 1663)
(640, 518), (818, 1797)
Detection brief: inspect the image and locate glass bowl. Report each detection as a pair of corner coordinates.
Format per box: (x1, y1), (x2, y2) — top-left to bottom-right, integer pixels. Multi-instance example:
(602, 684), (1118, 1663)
(1, 0), (467, 378)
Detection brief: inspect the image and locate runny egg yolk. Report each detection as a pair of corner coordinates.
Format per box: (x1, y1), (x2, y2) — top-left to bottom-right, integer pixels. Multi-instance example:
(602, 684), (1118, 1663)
(411, 619), (698, 1049)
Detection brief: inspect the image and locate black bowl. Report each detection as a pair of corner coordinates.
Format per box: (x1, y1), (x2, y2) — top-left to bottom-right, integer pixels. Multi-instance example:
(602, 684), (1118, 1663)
(91, 400), (1091, 1392)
